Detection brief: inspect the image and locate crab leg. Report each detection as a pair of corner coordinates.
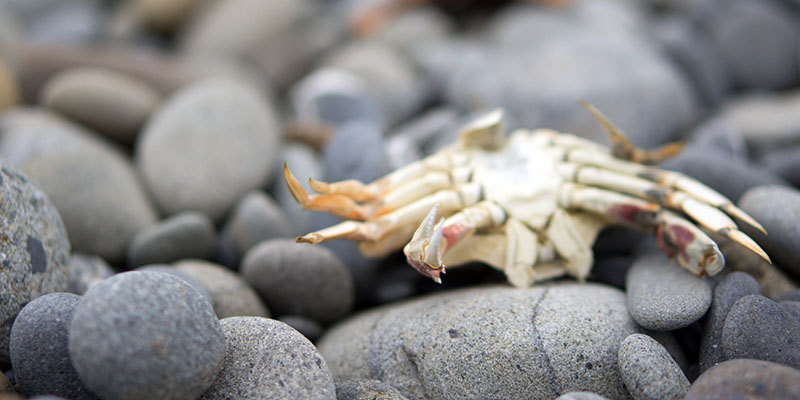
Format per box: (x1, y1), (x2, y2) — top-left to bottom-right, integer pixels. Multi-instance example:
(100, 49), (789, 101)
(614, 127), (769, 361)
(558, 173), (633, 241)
(283, 163), (372, 220)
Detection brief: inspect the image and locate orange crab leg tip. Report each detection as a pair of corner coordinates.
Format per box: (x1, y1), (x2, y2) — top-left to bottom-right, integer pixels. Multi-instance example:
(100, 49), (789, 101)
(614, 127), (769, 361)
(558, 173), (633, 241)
(308, 177), (329, 194)
(722, 204), (768, 236)
(283, 162), (310, 206)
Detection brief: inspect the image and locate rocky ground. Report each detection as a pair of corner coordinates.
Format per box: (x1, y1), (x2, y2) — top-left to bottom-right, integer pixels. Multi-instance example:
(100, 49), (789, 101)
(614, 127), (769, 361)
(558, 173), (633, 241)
(1, 0), (800, 399)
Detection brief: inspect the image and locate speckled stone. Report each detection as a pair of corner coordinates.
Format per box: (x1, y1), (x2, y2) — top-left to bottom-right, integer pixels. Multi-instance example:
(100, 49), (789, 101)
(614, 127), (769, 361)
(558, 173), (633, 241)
(126, 211), (215, 267)
(9, 293), (97, 399)
(0, 157), (70, 363)
(720, 294), (800, 369)
(739, 185), (800, 278)
(174, 259), (269, 319)
(66, 253), (114, 295)
(618, 333), (689, 400)
(40, 67), (161, 146)
(699, 271), (760, 372)
(69, 271), (224, 400)
(199, 317), (336, 400)
(685, 359), (800, 400)
(335, 378), (410, 400)
(780, 301), (800, 322)
(319, 283), (638, 400)
(136, 77), (280, 221)
(554, 392), (611, 400)
(626, 253), (712, 331)
(216, 190), (291, 268)
(241, 239), (354, 324)
(135, 265), (212, 302)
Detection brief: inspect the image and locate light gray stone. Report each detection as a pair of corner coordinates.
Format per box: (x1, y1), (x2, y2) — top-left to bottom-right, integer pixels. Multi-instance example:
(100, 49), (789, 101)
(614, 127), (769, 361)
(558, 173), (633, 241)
(618, 333), (689, 400)
(127, 211), (215, 267)
(67, 253), (114, 295)
(738, 185), (800, 277)
(318, 284), (638, 399)
(174, 259), (269, 319)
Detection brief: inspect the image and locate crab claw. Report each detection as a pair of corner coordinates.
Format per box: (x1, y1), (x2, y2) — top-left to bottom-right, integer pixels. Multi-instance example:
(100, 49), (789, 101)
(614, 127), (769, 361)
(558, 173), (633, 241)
(403, 205), (447, 283)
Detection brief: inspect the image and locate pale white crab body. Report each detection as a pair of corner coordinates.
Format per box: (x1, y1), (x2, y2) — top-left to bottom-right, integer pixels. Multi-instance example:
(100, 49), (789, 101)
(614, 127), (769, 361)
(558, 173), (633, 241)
(285, 105), (770, 287)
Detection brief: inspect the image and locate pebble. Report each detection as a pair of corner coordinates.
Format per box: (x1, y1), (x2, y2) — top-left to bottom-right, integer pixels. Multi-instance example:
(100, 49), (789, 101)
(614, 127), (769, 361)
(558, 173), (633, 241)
(69, 271), (224, 400)
(780, 301), (800, 322)
(685, 117), (748, 160)
(66, 253), (114, 295)
(133, 0), (205, 31)
(319, 283), (639, 400)
(0, 58), (19, 112)
(291, 67), (384, 128)
(776, 289), (800, 302)
(216, 190), (292, 268)
(699, 271), (761, 372)
(617, 333), (689, 400)
(241, 239), (354, 324)
(685, 359), (800, 399)
(199, 316), (336, 400)
(372, 6), (453, 57)
(126, 211), (215, 267)
(0, 157), (70, 363)
(713, 235), (797, 298)
(720, 294), (800, 369)
(135, 77), (281, 221)
(555, 392), (611, 400)
(1, 0), (105, 44)
(135, 264), (212, 302)
(40, 67), (161, 146)
(324, 120), (389, 186)
(625, 253), (713, 331)
(276, 315), (323, 342)
(335, 378), (410, 400)
(9, 293), (97, 399)
(738, 185), (800, 277)
(761, 145), (800, 188)
(720, 90), (800, 147)
(0, 109), (159, 263)
(174, 259), (270, 319)
(702, 0), (798, 90)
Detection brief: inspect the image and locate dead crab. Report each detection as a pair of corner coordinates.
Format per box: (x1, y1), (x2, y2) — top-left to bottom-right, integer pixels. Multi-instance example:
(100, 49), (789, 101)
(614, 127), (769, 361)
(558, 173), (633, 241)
(284, 102), (770, 287)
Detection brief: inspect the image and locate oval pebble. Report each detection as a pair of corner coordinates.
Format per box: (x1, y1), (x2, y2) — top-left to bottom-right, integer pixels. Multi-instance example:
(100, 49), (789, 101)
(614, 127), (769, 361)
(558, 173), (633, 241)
(126, 211), (215, 267)
(174, 259), (269, 319)
(135, 264), (212, 302)
(66, 253), (114, 295)
(335, 379), (410, 400)
(69, 271), (224, 400)
(40, 67), (161, 146)
(555, 392), (611, 400)
(319, 283), (638, 400)
(241, 239), (354, 324)
(686, 359), (800, 400)
(199, 316), (336, 400)
(626, 253), (712, 331)
(9, 293), (97, 399)
(720, 294), (800, 369)
(216, 190), (291, 268)
(698, 271), (760, 372)
(738, 185), (800, 277)
(617, 333), (689, 400)
(136, 77), (280, 221)
(0, 157), (70, 363)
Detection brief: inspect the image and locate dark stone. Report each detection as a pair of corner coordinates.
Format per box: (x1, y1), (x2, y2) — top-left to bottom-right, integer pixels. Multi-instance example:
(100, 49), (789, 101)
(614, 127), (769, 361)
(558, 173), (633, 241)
(686, 359), (800, 400)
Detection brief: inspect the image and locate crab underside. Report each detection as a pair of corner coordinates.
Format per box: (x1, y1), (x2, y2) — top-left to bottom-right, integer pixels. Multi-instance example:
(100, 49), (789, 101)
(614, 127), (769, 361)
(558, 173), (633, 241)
(284, 102), (770, 287)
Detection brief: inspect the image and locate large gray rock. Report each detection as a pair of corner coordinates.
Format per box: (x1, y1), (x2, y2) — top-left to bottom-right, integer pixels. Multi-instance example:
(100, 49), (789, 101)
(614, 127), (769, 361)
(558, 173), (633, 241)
(318, 283), (638, 399)
(136, 78), (280, 221)
(0, 156), (70, 363)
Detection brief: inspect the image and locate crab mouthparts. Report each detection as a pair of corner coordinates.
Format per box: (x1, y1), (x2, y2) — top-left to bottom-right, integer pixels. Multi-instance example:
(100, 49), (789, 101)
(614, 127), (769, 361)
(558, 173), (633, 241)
(404, 205), (447, 283)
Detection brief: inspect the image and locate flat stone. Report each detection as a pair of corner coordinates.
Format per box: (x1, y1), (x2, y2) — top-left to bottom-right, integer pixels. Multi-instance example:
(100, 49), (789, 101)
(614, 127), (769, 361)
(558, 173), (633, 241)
(69, 271), (224, 400)
(685, 359), (800, 400)
(216, 190), (291, 268)
(335, 379), (410, 400)
(699, 271), (761, 372)
(199, 316), (336, 400)
(66, 253), (114, 295)
(9, 293), (97, 399)
(626, 253), (712, 331)
(0, 157), (70, 363)
(126, 211), (215, 267)
(720, 294), (800, 369)
(174, 259), (270, 319)
(319, 284), (638, 399)
(739, 185), (800, 277)
(40, 67), (161, 146)
(241, 239), (353, 324)
(135, 77), (280, 221)
(618, 333), (689, 400)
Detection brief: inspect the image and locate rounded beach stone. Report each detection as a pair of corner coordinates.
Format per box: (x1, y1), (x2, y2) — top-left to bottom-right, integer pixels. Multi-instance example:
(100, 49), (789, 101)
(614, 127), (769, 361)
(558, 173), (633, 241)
(40, 67), (161, 145)
(174, 259), (269, 319)
(699, 271), (760, 372)
(626, 253), (712, 331)
(216, 190), (291, 268)
(319, 283), (639, 400)
(136, 77), (280, 221)
(69, 271), (224, 400)
(720, 294), (800, 369)
(617, 333), (689, 400)
(555, 392), (611, 400)
(66, 253), (114, 295)
(135, 264), (212, 302)
(9, 293), (96, 399)
(0, 157), (70, 363)
(685, 359), (800, 400)
(241, 239), (354, 323)
(738, 185), (800, 277)
(199, 316), (336, 400)
(126, 211), (215, 267)
(335, 378), (410, 400)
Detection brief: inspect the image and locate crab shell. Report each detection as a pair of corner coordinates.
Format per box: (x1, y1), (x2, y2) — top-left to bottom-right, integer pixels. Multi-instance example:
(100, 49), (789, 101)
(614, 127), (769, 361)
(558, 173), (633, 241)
(284, 104), (769, 287)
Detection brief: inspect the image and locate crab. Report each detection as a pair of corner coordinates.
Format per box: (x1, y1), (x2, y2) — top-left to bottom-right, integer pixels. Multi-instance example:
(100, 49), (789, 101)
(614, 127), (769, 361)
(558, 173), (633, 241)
(283, 102), (770, 287)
